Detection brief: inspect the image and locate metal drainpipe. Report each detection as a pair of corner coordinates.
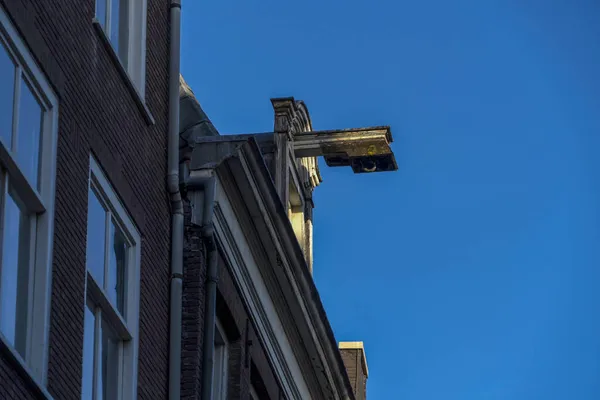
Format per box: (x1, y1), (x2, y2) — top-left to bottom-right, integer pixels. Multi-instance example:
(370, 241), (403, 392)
(185, 170), (218, 400)
(167, 0), (183, 399)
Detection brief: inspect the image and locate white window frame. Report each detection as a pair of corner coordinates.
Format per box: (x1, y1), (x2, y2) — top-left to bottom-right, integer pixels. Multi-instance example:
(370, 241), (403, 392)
(93, 0), (148, 96)
(212, 319), (229, 400)
(82, 156), (141, 400)
(0, 4), (59, 386)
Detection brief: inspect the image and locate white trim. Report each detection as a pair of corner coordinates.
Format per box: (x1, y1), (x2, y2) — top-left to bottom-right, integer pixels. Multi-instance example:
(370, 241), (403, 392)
(85, 155), (141, 400)
(213, 177), (311, 400)
(0, 4), (59, 387)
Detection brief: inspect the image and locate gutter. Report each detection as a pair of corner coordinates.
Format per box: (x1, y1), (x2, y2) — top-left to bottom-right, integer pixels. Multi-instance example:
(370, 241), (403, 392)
(167, 0), (183, 399)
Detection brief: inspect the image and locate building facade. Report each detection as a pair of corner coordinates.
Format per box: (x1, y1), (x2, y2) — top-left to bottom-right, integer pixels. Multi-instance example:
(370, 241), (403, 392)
(0, 0), (172, 398)
(0, 0), (390, 398)
(178, 77), (394, 399)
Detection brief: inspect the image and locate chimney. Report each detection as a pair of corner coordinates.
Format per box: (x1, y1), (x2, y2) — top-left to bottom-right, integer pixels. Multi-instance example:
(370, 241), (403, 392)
(339, 342), (369, 399)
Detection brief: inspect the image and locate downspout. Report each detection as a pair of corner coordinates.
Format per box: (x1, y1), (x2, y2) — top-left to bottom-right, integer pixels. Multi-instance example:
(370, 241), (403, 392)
(168, 0), (182, 399)
(185, 169), (218, 400)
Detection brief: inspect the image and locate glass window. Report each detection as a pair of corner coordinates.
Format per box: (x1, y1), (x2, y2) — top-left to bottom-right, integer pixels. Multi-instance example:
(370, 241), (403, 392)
(108, 218), (128, 314)
(16, 76), (42, 189)
(0, 41), (14, 147)
(93, 0), (147, 96)
(81, 303), (96, 400)
(0, 9), (58, 385)
(82, 157), (140, 400)
(212, 320), (228, 400)
(99, 318), (121, 399)
(95, 0), (128, 63)
(0, 51), (45, 191)
(95, 0), (107, 29)
(86, 189), (106, 286)
(0, 188), (31, 356)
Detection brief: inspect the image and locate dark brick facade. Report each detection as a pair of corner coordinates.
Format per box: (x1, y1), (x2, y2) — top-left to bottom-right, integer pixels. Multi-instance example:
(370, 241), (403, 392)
(0, 1), (368, 398)
(181, 198), (282, 400)
(0, 0), (172, 399)
(181, 200), (206, 399)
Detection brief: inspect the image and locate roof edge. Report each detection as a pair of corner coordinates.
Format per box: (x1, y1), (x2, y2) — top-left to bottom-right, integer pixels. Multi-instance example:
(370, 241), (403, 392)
(339, 341), (369, 378)
(232, 138), (356, 399)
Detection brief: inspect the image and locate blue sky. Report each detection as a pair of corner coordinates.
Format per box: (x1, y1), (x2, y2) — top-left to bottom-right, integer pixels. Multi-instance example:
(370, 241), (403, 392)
(181, 1), (600, 398)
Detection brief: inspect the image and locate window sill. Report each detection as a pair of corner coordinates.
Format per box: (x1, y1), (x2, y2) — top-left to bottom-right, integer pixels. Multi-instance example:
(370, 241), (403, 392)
(92, 19), (155, 126)
(0, 336), (54, 400)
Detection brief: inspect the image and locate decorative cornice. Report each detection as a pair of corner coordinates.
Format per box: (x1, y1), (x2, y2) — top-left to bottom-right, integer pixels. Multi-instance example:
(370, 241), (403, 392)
(215, 151), (323, 399)
(222, 139), (354, 399)
(185, 133), (354, 399)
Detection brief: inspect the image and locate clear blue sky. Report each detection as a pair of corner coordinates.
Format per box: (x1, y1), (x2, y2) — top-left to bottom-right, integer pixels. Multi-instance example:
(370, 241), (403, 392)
(181, 1), (600, 398)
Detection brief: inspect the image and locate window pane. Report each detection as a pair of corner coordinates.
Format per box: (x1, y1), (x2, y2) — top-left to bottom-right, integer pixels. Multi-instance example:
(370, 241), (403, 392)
(111, 0), (129, 66)
(212, 345), (221, 400)
(99, 319), (121, 400)
(81, 304), (96, 400)
(108, 218), (128, 315)
(87, 188), (106, 287)
(110, 0), (120, 56)
(0, 187), (31, 357)
(96, 0), (107, 29)
(0, 42), (15, 149)
(16, 77), (42, 189)
(212, 341), (227, 400)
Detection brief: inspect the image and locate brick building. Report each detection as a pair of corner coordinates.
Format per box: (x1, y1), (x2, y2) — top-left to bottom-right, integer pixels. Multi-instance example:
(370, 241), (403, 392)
(177, 77), (395, 399)
(0, 0), (392, 398)
(0, 0), (172, 399)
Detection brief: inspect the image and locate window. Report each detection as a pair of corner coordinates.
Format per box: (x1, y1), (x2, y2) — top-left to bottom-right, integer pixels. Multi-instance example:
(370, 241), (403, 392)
(94, 0), (147, 95)
(212, 319), (229, 400)
(82, 156), (140, 400)
(0, 4), (58, 384)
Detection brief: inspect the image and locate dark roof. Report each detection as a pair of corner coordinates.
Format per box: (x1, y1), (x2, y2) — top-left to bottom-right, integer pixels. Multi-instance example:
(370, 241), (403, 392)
(179, 75), (219, 141)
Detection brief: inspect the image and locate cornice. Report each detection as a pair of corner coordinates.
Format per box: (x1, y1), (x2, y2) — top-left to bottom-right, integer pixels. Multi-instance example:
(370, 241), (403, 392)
(215, 139), (354, 400)
(215, 150), (322, 400)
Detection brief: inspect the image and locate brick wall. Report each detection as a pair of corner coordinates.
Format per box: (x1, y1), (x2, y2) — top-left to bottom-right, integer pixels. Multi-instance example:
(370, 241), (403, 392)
(181, 198), (282, 399)
(181, 199), (206, 399)
(0, 0), (172, 399)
